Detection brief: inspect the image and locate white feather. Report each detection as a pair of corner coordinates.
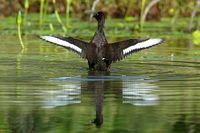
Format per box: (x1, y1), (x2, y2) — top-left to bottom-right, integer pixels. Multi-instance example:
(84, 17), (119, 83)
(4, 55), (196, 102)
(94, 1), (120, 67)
(123, 39), (162, 55)
(40, 36), (82, 53)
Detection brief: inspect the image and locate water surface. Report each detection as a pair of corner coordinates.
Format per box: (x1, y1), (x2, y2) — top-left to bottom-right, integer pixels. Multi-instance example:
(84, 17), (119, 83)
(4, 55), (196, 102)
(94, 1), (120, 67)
(0, 35), (200, 133)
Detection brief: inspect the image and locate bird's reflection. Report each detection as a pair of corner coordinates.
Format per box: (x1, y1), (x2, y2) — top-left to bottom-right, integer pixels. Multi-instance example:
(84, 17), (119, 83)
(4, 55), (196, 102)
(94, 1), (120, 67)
(5, 71), (160, 132)
(4, 70), (200, 132)
(42, 71), (159, 128)
(86, 71), (110, 128)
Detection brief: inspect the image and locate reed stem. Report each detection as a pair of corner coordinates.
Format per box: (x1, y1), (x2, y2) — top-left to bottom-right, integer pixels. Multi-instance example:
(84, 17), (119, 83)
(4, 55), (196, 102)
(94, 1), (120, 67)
(66, 0), (72, 27)
(53, 0), (67, 32)
(40, 0), (45, 27)
(17, 11), (25, 49)
(140, 0), (146, 31)
(23, 0), (29, 23)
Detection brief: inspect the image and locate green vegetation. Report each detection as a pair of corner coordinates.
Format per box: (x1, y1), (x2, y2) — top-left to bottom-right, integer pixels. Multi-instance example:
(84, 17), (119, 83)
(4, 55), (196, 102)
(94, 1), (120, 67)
(192, 30), (200, 45)
(140, 0), (146, 31)
(16, 10), (25, 49)
(66, 0), (72, 28)
(53, 0), (67, 32)
(0, 0), (199, 48)
(23, 0), (29, 24)
(39, 0), (45, 27)
(7, 13), (197, 38)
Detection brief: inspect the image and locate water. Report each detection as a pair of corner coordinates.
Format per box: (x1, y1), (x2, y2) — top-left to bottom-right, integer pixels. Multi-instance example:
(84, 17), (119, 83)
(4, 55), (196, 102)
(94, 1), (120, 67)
(1, 35), (200, 133)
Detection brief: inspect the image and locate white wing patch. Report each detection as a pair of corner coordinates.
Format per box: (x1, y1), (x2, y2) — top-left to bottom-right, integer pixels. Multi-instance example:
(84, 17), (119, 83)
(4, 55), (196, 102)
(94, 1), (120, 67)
(40, 36), (82, 53)
(123, 39), (163, 55)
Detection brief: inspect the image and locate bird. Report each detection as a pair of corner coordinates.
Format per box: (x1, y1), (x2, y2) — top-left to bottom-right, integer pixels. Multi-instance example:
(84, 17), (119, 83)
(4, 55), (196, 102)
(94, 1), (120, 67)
(40, 11), (163, 71)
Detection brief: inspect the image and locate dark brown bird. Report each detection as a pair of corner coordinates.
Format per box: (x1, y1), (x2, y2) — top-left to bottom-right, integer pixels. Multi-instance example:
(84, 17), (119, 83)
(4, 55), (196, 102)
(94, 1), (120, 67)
(40, 11), (163, 71)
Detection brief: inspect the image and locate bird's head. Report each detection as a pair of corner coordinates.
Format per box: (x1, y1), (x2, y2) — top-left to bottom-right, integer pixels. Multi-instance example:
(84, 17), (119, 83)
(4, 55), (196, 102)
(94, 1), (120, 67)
(93, 11), (105, 22)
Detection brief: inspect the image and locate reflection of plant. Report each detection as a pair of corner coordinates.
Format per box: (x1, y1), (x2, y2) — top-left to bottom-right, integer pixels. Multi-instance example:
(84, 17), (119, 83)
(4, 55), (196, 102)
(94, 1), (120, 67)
(17, 11), (24, 49)
(16, 48), (25, 75)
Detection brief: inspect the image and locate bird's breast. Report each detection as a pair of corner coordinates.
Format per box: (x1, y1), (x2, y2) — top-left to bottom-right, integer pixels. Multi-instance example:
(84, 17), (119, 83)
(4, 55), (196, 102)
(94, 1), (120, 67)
(91, 32), (107, 47)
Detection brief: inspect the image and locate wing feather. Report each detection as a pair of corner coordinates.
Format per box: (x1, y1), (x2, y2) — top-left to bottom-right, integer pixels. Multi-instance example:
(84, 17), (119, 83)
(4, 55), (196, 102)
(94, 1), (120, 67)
(110, 38), (163, 62)
(40, 36), (88, 58)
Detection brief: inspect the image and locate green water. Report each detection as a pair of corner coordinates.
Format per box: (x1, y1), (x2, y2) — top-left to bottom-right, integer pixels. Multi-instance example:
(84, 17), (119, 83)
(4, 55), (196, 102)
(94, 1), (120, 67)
(1, 35), (200, 133)
(1, 16), (200, 132)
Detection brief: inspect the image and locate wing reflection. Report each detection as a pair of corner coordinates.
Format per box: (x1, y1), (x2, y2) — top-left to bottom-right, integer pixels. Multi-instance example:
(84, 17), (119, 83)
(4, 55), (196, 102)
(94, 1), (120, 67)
(43, 84), (81, 108)
(122, 80), (159, 106)
(44, 72), (159, 128)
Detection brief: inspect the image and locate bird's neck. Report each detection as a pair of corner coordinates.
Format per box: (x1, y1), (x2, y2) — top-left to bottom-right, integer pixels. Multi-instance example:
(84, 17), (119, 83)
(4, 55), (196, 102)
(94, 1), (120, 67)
(98, 25), (104, 32)
(97, 20), (105, 32)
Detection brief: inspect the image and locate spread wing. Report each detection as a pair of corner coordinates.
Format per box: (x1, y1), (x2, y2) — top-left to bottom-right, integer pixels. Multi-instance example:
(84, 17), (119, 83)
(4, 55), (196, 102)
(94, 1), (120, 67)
(40, 36), (89, 58)
(110, 38), (163, 62)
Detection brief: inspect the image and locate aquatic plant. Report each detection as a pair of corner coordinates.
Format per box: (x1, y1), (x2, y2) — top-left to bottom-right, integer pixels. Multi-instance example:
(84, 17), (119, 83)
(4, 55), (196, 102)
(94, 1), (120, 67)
(23, 0), (29, 23)
(192, 30), (200, 45)
(17, 10), (25, 49)
(40, 0), (45, 27)
(53, 0), (67, 32)
(141, 0), (161, 24)
(188, 0), (200, 32)
(170, 9), (180, 31)
(44, 0), (49, 24)
(140, 0), (146, 31)
(55, 10), (67, 32)
(84, 0), (90, 9)
(66, 0), (72, 27)
(90, 0), (100, 21)
(49, 23), (54, 32)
